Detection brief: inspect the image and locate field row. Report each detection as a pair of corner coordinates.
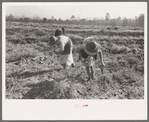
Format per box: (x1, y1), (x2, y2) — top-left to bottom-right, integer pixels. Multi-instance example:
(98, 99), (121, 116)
(7, 22), (144, 37)
(6, 31), (144, 46)
(7, 21), (144, 30)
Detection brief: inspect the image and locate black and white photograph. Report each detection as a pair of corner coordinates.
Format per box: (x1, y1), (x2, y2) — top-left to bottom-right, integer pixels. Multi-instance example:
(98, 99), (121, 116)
(2, 2), (147, 120)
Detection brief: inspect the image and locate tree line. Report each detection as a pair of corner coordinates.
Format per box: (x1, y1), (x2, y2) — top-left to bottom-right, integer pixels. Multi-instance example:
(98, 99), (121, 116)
(6, 13), (144, 27)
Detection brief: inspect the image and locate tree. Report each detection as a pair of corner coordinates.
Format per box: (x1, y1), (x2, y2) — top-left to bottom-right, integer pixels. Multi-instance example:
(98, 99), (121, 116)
(123, 17), (128, 26)
(24, 17), (30, 23)
(70, 15), (75, 21)
(116, 16), (122, 26)
(137, 14), (144, 27)
(110, 19), (117, 26)
(51, 16), (55, 21)
(6, 14), (14, 21)
(80, 18), (87, 25)
(48, 19), (51, 23)
(105, 13), (110, 26)
(58, 18), (63, 23)
(43, 17), (47, 23)
(34, 15), (40, 20)
(105, 13), (110, 21)
(118, 16), (121, 20)
(19, 18), (23, 22)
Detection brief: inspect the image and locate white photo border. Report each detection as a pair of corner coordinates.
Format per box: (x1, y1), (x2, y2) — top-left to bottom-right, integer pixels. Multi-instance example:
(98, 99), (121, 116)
(2, 2), (148, 120)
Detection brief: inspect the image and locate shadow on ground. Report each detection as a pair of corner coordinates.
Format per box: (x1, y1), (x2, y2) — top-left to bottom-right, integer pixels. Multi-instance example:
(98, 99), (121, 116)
(22, 80), (56, 99)
(7, 68), (63, 79)
(21, 74), (87, 99)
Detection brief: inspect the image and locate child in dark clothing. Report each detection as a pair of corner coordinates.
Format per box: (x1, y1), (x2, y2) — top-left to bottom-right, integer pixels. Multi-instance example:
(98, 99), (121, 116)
(79, 37), (105, 81)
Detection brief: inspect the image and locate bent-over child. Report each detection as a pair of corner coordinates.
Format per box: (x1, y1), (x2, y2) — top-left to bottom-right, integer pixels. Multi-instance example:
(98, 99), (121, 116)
(79, 37), (105, 81)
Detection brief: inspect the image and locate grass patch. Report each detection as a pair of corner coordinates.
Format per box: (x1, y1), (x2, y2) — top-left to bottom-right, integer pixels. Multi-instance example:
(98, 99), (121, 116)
(6, 42), (43, 63)
(67, 34), (84, 44)
(106, 42), (129, 54)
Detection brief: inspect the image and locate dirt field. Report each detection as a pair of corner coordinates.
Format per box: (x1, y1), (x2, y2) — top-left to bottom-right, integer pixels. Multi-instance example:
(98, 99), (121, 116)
(5, 22), (144, 99)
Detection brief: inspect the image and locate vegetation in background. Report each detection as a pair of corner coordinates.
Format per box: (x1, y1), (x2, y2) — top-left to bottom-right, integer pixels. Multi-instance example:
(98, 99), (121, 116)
(6, 13), (144, 27)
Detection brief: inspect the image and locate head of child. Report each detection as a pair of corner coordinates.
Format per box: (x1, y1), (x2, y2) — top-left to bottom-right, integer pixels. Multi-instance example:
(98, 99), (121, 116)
(55, 29), (62, 37)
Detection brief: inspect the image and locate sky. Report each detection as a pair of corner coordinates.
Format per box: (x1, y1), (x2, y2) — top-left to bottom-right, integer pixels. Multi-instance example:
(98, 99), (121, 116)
(4, 2), (147, 20)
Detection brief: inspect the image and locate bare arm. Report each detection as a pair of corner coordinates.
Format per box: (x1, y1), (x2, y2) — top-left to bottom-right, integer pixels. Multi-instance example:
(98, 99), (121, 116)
(54, 49), (64, 55)
(57, 50), (64, 54)
(98, 51), (105, 66)
(78, 48), (84, 61)
(97, 51), (105, 73)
